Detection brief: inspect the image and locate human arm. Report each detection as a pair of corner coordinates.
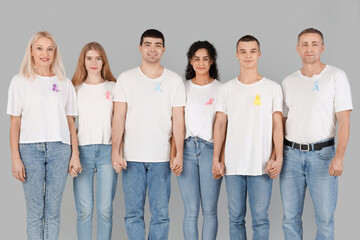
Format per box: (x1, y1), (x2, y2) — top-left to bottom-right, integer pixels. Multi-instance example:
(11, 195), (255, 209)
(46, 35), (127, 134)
(171, 106), (185, 176)
(10, 116), (26, 182)
(67, 116), (82, 177)
(111, 102), (127, 173)
(265, 112), (284, 179)
(212, 112), (227, 179)
(329, 110), (351, 176)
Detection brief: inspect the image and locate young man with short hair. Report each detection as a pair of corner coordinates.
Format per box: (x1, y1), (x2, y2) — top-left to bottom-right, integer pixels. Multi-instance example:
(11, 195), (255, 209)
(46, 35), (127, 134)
(280, 28), (352, 240)
(213, 35), (283, 240)
(112, 29), (185, 240)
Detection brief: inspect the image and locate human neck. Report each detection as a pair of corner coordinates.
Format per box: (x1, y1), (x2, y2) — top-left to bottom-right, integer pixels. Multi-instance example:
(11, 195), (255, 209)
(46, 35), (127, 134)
(85, 72), (104, 85)
(300, 62), (326, 77)
(237, 67), (262, 84)
(192, 73), (214, 86)
(35, 67), (53, 77)
(140, 62), (164, 79)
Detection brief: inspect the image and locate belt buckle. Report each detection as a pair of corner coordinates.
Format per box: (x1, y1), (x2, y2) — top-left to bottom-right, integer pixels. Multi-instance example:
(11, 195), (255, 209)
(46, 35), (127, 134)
(300, 143), (309, 151)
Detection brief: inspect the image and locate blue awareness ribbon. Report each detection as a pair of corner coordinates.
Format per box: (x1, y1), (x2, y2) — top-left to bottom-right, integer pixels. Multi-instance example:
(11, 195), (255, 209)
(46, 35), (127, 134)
(313, 80), (319, 91)
(154, 82), (162, 92)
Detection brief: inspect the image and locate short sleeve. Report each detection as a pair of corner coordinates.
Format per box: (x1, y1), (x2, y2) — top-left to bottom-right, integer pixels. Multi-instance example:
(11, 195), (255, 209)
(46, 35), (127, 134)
(113, 73), (127, 102)
(334, 70), (353, 112)
(65, 79), (78, 116)
(172, 79), (186, 107)
(215, 85), (227, 114)
(281, 80), (288, 117)
(7, 76), (22, 116)
(272, 83), (283, 113)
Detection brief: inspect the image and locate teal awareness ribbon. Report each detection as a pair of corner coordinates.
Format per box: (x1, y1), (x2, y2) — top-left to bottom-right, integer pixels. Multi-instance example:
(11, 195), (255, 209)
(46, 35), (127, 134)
(313, 80), (319, 91)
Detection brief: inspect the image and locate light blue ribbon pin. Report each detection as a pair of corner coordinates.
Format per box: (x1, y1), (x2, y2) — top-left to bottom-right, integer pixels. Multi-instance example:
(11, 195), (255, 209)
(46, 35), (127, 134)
(313, 80), (319, 92)
(154, 82), (162, 92)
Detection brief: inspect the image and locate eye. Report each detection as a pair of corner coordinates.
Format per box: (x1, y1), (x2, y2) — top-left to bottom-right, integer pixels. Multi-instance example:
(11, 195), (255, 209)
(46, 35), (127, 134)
(86, 57), (91, 61)
(48, 47), (54, 51)
(37, 47), (43, 50)
(97, 57), (102, 61)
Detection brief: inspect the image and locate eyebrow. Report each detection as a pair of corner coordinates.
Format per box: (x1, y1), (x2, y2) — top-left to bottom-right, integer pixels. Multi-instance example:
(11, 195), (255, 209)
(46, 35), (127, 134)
(144, 41), (163, 45)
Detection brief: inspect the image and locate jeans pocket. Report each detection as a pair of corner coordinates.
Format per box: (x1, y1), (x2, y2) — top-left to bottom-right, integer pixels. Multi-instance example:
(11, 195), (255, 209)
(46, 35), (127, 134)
(314, 145), (335, 161)
(283, 145), (292, 156)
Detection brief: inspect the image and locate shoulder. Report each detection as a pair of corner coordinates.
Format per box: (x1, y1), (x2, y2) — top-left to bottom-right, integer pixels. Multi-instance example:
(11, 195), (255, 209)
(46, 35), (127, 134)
(117, 67), (139, 80)
(263, 78), (281, 89)
(282, 70), (299, 87)
(164, 68), (183, 82)
(222, 78), (237, 89)
(325, 65), (347, 79)
(11, 74), (27, 84)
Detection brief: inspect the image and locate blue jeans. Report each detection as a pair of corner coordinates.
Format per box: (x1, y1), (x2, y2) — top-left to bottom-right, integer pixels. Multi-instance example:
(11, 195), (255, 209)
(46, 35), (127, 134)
(225, 174), (273, 240)
(19, 142), (71, 240)
(280, 138), (337, 240)
(122, 161), (171, 240)
(177, 137), (222, 240)
(73, 144), (117, 240)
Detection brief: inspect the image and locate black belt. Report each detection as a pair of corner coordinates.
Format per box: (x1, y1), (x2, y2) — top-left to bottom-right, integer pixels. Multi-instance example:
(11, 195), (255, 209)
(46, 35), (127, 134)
(284, 138), (334, 151)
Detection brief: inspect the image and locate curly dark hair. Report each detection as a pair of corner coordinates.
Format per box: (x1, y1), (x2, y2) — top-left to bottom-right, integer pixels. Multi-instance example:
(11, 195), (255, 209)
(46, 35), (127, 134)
(185, 41), (219, 80)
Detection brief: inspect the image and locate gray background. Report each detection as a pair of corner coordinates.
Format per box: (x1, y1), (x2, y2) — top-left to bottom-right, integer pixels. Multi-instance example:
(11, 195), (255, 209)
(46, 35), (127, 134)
(0, 0), (359, 239)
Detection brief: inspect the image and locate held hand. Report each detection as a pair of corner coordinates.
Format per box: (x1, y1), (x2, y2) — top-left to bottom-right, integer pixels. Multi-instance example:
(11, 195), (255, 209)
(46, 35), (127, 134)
(212, 160), (225, 179)
(112, 152), (127, 173)
(68, 154), (82, 178)
(12, 156), (26, 182)
(171, 156), (183, 176)
(329, 157), (343, 176)
(265, 158), (283, 179)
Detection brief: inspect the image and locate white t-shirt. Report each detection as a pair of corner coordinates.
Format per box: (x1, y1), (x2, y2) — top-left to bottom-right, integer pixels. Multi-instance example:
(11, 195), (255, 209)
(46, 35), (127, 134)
(114, 67), (186, 162)
(7, 74), (78, 144)
(185, 79), (221, 142)
(76, 81), (115, 146)
(282, 65), (353, 143)
(216, 77), (283, 175)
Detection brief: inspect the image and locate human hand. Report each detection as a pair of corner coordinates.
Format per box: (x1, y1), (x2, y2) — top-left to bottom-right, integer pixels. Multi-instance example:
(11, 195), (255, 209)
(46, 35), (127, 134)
(12, 155), (26, 182)
(329, 157), (343, 176)
(68, 154), (82, 178)
(171, 156), (183, 176)
(212, 159), (225, 179)
(112, 152), (127, 173)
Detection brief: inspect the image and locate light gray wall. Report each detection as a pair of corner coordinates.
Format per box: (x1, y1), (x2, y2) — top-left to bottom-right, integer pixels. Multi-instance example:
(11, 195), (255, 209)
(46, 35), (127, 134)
(0, 0), (359, 239)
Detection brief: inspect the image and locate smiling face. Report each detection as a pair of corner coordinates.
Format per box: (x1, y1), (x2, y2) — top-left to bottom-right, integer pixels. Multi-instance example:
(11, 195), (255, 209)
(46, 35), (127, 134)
(84, 50), (103, 75)
(297, 33), (324, 65)
(139, 37), (165, 64)
(31, 37), (55, 69)
(236, 40), (261, 69)
(190, 48), (213, 76)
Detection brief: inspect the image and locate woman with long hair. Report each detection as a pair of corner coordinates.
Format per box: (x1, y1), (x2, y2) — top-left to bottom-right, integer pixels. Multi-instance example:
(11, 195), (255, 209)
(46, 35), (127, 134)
(72, 42), (117, 240)
(7, 31), (80, 239)
(172, 41), (223, 240)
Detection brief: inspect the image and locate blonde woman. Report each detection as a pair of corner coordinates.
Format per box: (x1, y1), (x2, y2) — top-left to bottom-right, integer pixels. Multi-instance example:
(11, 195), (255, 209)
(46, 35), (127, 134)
(7, 31), (80, 239)
(72, 42), (117, 240)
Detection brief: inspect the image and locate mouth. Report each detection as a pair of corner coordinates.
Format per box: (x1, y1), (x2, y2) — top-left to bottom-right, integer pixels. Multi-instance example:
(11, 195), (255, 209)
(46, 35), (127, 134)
(40, 58), (50, 62)
(90, 67), (98, 70)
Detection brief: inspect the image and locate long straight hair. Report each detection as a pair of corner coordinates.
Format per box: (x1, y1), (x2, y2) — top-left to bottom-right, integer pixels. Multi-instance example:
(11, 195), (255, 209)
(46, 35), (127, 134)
(72, 42), (116, 87)
(20, 31), (65, 80)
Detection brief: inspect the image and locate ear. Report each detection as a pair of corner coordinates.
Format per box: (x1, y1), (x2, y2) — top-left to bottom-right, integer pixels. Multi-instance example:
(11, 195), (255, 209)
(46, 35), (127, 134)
(296, 44), (300, 55)
(321, 44), (325, 54)
(258, 50), (261, 57)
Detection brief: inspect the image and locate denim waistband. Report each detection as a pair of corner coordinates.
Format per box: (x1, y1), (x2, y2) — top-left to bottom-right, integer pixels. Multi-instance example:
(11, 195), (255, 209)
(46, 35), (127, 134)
(185, 136), (213, 145)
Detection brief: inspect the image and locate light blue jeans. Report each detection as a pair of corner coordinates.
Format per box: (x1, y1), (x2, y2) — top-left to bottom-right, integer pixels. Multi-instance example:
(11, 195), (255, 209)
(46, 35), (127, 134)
(280, 138), (337, 240)
(122, 161), (171, 240)
(177, 137), (222, 240)
(19, 142), (71, 240)
(73, 144), (117, 240)
(225, 174), (273, 240)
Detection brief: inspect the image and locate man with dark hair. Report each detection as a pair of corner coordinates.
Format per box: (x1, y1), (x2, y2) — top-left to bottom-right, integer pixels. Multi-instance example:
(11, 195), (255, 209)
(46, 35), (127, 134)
(213, 35), (283, 239)
(112, 29), (185, 239)
(280, 28), (352, 240)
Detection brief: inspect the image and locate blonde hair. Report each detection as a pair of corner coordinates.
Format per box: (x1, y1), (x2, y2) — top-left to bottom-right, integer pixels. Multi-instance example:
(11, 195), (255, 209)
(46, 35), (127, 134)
(20, 31), (66, 80)
(72, 42), (116, 87)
